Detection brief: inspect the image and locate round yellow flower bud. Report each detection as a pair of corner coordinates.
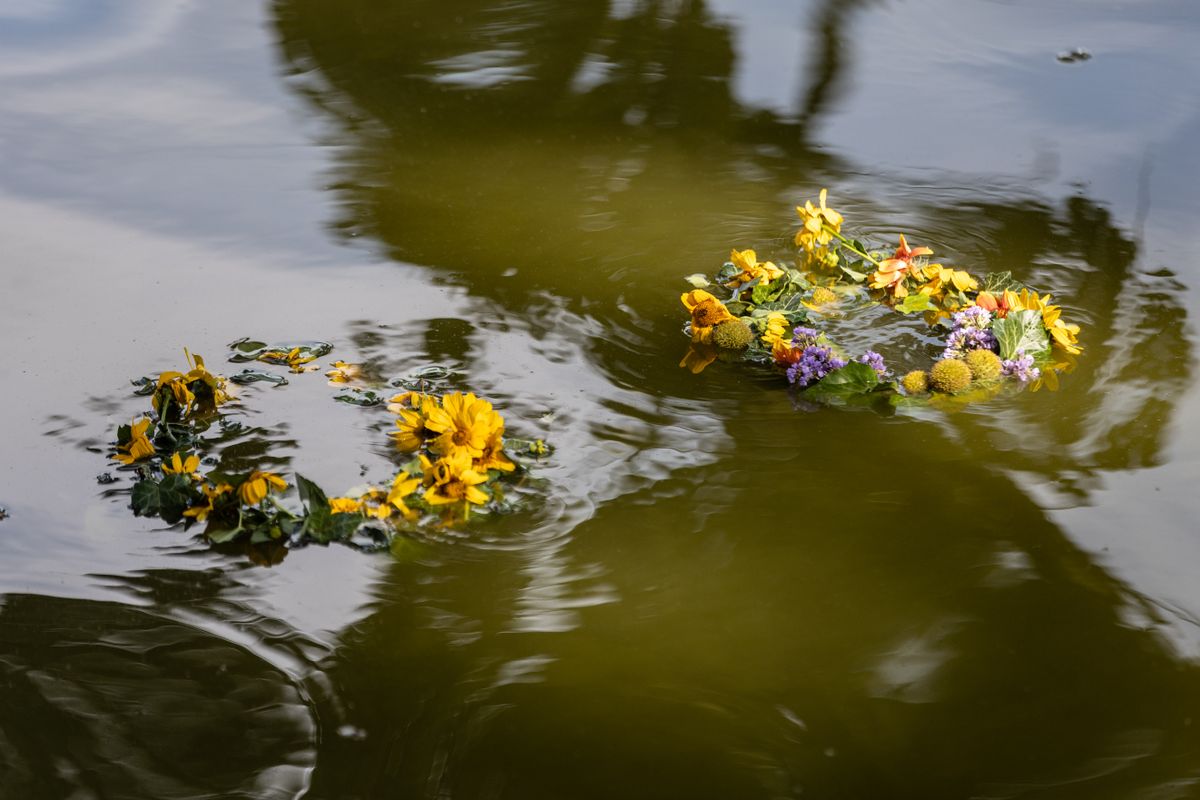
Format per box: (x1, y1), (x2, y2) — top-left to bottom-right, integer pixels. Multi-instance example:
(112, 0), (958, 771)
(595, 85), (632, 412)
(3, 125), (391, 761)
(964, 349), (1003, 382)
(929, 358), (973, 394)
(811, 287), (837, 305)
(901, 370), (929, 394)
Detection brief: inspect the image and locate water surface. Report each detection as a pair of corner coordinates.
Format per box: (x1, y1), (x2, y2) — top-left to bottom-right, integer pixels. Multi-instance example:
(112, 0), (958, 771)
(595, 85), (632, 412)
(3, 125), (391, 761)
(2, 1), (1200, 797)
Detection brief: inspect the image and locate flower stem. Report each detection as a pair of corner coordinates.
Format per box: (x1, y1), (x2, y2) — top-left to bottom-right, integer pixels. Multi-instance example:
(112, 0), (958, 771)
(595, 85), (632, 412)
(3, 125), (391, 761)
(827, 227), (882, 267)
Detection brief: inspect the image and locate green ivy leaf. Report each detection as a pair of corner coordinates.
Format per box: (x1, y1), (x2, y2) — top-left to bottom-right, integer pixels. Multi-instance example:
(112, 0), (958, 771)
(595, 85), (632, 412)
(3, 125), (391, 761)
(333, 390), (384, 407)
(229, 370), (288, 386)
(131, 474), (199, 525)
(295, 473), (337, 543)
(993, 309), (1050, 361)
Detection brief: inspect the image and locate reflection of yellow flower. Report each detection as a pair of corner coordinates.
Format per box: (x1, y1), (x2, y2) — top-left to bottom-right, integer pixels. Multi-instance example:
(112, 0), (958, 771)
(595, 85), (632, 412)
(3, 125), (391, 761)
(726, 248), (785, 288)
(680, 289), (734, 344)
(794, 189), (843, 252)
(238, 470), (287, 505)
(387, 471), (421, 520)
(113, 417), (155, 465)
(183, 482), (233, 523)
(760, 312), (788, 348)
(325, 361), (362, 384)
(1031, 353), (1077, 392)
(162, 452), (202, 481)
(425, 392), (503, 461)
(679, 343), (718, 374)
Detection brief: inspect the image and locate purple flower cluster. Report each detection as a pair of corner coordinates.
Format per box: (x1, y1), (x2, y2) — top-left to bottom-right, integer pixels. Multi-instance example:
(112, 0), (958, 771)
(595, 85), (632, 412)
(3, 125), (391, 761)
(942, 305), (998, 360)
(786, 345), (847, 387)
(791, 326), (819, 346)
(856, 350), (889, 377)
(1001, 350), (1041, 383)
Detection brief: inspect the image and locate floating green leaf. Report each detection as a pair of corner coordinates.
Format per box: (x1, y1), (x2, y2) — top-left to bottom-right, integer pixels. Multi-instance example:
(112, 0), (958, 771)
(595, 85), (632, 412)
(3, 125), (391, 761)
(993, 309), (1050, 361)
(803, 362), (880, 399)
(229, 370), (288, 386)
(131, 475), (199, 525)
(897, 293), (936, 314)
(333, 390), (384, 407)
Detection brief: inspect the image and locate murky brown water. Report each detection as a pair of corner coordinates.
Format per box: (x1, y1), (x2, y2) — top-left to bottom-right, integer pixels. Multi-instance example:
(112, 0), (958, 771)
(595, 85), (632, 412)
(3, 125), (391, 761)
(3, 1), (1200, 797)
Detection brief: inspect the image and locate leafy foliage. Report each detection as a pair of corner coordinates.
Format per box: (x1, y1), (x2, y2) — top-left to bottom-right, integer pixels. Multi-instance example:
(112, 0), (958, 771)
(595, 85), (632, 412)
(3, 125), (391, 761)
(993, 310), (1051, 361)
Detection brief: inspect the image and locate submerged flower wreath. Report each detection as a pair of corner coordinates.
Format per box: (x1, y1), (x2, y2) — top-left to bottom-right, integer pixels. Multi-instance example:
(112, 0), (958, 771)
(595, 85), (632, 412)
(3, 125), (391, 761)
(680, 189), (1082, 404)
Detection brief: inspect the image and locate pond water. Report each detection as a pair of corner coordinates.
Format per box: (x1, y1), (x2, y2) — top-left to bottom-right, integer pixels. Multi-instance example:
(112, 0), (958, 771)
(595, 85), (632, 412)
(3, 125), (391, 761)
(2, 1), (1200, 797)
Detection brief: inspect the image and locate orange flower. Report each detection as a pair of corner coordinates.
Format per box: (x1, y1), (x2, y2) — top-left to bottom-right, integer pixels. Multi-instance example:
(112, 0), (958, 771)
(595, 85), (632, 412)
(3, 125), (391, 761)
(869, 235), (934, 298)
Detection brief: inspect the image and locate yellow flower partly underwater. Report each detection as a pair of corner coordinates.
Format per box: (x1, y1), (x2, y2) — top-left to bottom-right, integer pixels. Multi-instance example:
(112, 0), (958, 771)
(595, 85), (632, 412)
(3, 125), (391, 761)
(112, 417), (155, 465)
(162, 452), (202, 481)
(387, 470), (422, 520)
(794, 188), (844, 253)
(422, 452), (490, 516)
(726, 248), (785, 289)
(474, 432), (516, 473)
(183, 482), (233, 523)
(391, 393), (439, 451)
(325, 361), (362, 385)
(680, 289), (734, 344)
(238, 470), (287, 505)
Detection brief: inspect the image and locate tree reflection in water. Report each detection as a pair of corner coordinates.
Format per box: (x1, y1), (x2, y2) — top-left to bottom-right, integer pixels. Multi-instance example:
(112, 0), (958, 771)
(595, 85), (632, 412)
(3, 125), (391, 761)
(266, 0), (1197, 797)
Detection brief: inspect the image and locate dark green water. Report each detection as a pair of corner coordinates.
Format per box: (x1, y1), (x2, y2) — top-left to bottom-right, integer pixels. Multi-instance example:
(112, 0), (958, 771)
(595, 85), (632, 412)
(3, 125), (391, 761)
(2, 1), (1200, 797)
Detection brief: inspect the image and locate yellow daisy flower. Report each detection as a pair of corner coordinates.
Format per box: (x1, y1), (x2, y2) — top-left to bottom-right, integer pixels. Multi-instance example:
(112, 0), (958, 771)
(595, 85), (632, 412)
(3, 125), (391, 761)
(112, 417), (155, 465)
(238, 470), (287, 505)
(162, 452), (202, 481)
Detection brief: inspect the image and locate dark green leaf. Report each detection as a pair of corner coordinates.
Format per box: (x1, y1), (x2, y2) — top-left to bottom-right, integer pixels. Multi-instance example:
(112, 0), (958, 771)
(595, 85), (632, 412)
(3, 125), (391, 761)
(295, 473), (335, 543)
(131, 377), (155, 396)
(333, 390), (383, 407)
(803, 362), (880, 399)
(131, 475), (199, 525)
(229, 370), (288, 386)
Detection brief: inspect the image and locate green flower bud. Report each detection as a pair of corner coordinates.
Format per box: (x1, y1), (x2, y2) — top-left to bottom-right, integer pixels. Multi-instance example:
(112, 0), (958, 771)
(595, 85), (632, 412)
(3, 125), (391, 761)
(712, 318), (754, 350)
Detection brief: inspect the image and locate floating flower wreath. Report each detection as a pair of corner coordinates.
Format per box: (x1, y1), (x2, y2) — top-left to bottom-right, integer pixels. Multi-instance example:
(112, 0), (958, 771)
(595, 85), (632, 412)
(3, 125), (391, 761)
(679, 189), (1082, 404)
(107, 342), (548, 553)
